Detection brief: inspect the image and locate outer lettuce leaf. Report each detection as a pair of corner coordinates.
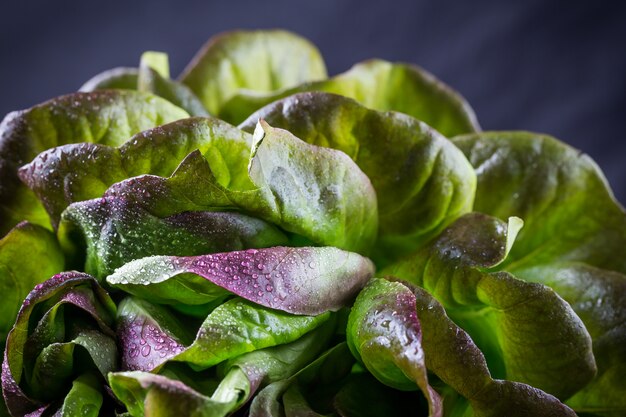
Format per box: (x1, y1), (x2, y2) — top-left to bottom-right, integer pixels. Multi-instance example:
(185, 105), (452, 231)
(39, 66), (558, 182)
(347, 277), (577, 416)
(60, 196), (287, 279)
(21, 116), (253, 227)
(383, 213), (596, 400)
(346, 278), (442, 417)
(102, 121), (378, 253)
(180, 29), (327, 116)
(453, 132), (626, 414)
(220, 59), (480, 137)
(0, 90), (188, 233)
(240, 92), (476, 264)
(0, 222), (64, 342)
(1, 272), (117, 416)
(107, 246), (375, 316)
(511, 263), (626, 415)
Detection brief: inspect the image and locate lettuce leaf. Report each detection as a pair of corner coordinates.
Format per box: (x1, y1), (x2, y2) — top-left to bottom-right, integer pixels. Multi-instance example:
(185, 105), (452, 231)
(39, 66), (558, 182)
(180, 29), (327, 116)
(240, 92), (475, 264)
(21, 116), (253, 227)
(60, 196), (287, 279)
(107, 246), (374, 316)
(0, 90), (188, 233)
(220, 59), (480, 137)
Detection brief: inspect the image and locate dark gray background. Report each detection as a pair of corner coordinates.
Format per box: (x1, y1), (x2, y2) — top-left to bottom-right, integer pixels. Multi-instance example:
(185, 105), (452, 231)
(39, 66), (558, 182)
(2, 0), (625, 203)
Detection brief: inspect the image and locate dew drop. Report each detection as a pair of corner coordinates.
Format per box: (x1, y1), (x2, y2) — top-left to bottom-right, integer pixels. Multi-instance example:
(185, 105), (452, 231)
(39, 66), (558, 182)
(141, 345), (151, 357)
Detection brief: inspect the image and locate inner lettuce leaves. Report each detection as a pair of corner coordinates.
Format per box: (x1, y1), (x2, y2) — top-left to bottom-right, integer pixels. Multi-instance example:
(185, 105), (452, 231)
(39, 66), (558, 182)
(382, 213), (596, 400)
(0, 90), (189, 234)
(21, 116), (254, 227)
(218, 59), (480, 138)
(240, 92), (476, 264)
(1, 272), (117, 416)
(453, 132), (626, 415)
(96, 121), (378, 253)
(179, 29), (328, 116)
(106, 246), (375, 316)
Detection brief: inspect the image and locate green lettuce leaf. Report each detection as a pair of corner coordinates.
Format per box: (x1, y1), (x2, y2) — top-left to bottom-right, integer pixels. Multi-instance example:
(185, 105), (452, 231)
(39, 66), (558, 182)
(347, 277), (578, 416)
(55, 374), (103, 417)
(107, 246), (374, 316)
(21, 116), (253, 226)
(220, 59), (480, 137)
(180, 29), (327, 116)
(109, 371), (242, 417)
(0, 90), (188, 233)
(0, 222), (64, 342)
(240, 92), (476, 264)
(173, 298), (329, 370)
(382, 213), (596, 400)
(453, 132), (626, 414)
(1, 272), (117, 416)
(137, 51), (209, 117)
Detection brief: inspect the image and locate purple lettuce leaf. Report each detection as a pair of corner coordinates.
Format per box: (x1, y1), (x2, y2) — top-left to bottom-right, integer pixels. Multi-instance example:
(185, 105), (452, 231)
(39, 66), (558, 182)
(116, 297), (192, 373)
(346, 278), (442, 417)
(59, 195), (287, 279)
(106, 246), (374, 316)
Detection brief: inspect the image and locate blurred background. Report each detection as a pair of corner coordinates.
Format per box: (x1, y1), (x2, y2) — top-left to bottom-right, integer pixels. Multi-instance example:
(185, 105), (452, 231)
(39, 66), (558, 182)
(1, 0), (625, 202)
